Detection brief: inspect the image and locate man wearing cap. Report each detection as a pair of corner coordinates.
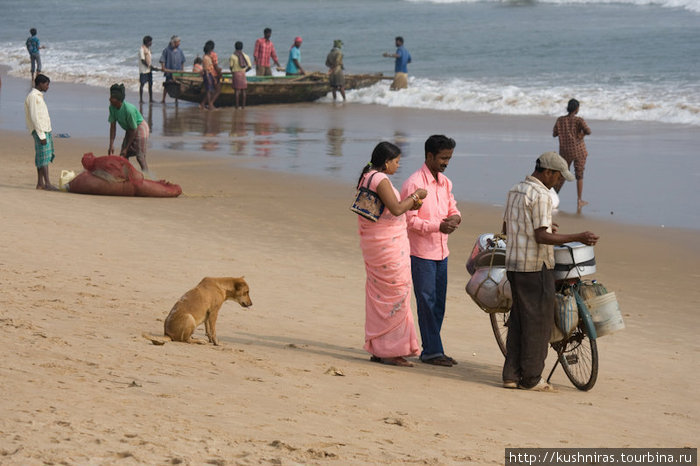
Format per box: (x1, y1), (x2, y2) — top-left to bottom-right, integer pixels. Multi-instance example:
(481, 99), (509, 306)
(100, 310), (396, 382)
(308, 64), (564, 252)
(285, 37), (305, 76)
(501, 151), (598, 392)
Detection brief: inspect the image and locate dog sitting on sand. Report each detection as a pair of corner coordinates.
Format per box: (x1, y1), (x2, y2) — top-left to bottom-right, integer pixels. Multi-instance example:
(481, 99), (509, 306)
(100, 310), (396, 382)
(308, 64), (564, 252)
(143, 277), (252, 346)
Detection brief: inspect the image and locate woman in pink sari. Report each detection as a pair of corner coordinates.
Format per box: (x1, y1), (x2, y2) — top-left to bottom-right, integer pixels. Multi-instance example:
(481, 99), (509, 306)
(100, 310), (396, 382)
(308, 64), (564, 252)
(357, 142), (427, 366)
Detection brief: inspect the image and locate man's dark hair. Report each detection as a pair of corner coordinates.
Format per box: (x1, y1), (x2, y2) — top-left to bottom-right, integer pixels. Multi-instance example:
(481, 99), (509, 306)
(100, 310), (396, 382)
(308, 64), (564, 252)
(425, 135), (456, 157)
(264, 28), (272, 35)
(30, 28), (37, 36)
(143, 35), (152, 45)
(235, 41), (243, 51)
(395, 36), (404, 44)
(535, 158), (546, 173)
(567, 98), (580, 114)
(35, 74), (50, 86)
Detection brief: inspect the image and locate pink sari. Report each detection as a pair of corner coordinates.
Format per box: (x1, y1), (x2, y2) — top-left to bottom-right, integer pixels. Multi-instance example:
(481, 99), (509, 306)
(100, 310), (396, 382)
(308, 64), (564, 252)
(357, 171), (419, 358)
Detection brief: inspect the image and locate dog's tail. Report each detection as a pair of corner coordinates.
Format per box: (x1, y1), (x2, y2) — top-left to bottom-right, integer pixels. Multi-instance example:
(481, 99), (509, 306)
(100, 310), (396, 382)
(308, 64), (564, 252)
(142, 332), (172, 346)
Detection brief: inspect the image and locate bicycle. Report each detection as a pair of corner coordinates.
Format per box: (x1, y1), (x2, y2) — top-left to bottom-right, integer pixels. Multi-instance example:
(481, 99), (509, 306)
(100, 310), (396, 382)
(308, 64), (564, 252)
(467, 235), (599, 391)
(490, 277), (599, 391)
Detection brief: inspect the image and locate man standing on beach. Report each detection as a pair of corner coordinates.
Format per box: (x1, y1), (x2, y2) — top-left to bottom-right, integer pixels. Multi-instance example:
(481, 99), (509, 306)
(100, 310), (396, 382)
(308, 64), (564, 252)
(326, 39), (346, 101)
(285, 37), (305, 76)
(26, 28), (45, 83)
(139, 35), (154, 103)
(502, 151), (598, 392)
(553, 98), (592, 210)
(383, 36), (411, 90)
(400, 135), (461, 367)
(254, 28), (281, 77)
(25, 74), (57, 190)
(159, 35), (185, 104)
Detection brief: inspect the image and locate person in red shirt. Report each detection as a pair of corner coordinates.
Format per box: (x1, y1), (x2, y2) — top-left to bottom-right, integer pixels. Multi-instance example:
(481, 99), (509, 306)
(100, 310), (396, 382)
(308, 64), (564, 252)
(253, 28), (281, 76)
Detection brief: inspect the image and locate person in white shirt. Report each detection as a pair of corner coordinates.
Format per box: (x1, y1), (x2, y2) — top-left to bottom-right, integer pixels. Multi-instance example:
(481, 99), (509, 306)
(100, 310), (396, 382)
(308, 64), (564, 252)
(24, 74), (56, 190)
(139, 35), (154, 103)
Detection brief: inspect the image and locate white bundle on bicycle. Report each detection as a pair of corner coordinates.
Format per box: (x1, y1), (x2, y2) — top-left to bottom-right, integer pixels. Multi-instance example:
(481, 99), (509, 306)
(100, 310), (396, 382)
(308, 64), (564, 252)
(465, 234), (511, 313)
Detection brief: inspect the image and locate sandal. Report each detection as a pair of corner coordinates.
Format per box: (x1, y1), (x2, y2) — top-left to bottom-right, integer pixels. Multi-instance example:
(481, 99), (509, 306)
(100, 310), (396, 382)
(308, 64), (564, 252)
(370, 356), (414, 367)
(519, 378), (557, 392)
(421, 356), (453, 367)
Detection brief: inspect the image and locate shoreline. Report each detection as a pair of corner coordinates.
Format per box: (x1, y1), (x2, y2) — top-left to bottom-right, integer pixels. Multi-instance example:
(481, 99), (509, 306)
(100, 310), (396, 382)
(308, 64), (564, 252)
(2, 70), (699, 231)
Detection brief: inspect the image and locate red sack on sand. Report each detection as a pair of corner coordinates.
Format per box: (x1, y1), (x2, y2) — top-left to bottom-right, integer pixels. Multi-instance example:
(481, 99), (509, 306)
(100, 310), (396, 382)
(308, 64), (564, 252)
(66, 153), (182, 198)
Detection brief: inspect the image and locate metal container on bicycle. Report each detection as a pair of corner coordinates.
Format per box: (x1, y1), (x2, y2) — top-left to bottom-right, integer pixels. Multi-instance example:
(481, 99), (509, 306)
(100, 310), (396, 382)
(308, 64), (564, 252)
(553, 242), (596, 280)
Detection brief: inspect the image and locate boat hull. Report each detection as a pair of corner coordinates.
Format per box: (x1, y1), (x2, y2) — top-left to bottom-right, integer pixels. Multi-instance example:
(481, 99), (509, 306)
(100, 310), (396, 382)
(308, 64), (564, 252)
(166, 72), (385, 106)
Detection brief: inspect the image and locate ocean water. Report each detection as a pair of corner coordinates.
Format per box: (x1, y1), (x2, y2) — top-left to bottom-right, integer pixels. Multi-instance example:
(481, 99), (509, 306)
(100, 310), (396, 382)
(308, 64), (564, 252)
(1, 0), (699, 125)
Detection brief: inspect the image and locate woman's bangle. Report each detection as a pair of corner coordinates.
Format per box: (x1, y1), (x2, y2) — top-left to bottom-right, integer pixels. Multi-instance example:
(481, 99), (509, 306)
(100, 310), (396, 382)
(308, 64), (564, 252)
(411, 193), (419, 202)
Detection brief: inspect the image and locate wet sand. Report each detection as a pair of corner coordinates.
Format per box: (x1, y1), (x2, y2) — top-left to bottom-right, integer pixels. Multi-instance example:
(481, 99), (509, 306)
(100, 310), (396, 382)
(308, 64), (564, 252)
(1, 126), (698, 463)
(1, 69), (699, 229)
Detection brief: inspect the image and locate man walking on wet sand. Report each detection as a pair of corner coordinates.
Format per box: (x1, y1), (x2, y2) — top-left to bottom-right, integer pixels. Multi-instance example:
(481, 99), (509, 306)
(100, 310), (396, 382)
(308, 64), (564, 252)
(25, 74), (57, 190)
(553, 98), (592, 210)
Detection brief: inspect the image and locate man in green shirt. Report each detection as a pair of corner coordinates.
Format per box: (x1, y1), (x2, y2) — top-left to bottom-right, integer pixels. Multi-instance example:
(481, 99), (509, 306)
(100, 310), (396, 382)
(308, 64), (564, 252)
(108, 83), (149, 172)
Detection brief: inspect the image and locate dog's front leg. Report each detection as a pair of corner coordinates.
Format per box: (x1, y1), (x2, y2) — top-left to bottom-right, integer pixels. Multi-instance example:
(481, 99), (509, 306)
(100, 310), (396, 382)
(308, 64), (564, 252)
(205, 309), (219, 345)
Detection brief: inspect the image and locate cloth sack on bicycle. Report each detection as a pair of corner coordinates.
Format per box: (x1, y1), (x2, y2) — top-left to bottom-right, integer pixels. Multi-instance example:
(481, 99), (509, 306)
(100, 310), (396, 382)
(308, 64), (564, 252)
(554, 291), (579, 337)
(350, 171), (385, 222)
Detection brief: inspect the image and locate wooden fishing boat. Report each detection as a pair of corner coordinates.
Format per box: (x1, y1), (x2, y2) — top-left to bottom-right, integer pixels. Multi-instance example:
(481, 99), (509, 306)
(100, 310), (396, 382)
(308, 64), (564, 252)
(165, 71), (386, 106)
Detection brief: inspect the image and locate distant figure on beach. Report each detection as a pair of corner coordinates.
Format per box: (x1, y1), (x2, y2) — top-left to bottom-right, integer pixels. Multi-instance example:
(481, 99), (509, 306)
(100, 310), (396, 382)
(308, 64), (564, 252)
(553, 98), (592, 210)
(383, 36), (411, 90)
(26, 28), (46, 83)
(159, 35), (186, 104)
(400, 135), (461, 367)
(229, 41), (252, 109)
(108, 83), (150, 172)
(25, 74), (56, 190)
(501, 152), (598, 392)
(201, 40), (222, 110)
(192, 56), (203, 74)
(356, 142), (427, 367)
(254, 28), (281, 77)
(285, 37), (305, 76)
(139, 35), (154, 103)
(326, 39), (346, 101)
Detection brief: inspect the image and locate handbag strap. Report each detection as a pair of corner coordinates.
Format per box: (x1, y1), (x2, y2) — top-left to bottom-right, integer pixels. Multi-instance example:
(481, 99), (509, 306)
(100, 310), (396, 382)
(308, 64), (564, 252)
(363, 170), (380, 189)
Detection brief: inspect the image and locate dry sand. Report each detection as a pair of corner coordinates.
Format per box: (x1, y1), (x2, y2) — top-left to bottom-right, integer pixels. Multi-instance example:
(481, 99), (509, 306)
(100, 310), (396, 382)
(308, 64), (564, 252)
(1, 129), (698, 465)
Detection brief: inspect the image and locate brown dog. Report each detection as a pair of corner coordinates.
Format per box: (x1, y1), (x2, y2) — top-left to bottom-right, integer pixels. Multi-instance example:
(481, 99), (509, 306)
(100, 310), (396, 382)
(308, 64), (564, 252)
(144, 277), (252, 346)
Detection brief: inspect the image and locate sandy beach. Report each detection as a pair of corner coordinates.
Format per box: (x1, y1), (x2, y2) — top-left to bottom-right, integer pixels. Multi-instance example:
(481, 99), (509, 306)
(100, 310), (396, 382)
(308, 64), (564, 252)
(1, 124), (699, 464)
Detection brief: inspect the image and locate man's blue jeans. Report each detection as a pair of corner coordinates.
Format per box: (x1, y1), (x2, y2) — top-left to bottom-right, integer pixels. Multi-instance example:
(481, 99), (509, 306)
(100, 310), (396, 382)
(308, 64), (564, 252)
(411, 256), (448, 361)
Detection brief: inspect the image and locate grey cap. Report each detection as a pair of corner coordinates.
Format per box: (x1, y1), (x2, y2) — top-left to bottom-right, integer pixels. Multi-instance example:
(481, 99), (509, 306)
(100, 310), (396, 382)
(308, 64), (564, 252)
(538, 151), (575, 181)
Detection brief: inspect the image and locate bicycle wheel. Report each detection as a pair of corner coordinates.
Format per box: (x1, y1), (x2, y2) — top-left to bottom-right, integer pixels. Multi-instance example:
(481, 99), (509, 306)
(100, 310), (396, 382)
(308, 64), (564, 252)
(553, 321), (598, 391)
(489, 311), (509, 357)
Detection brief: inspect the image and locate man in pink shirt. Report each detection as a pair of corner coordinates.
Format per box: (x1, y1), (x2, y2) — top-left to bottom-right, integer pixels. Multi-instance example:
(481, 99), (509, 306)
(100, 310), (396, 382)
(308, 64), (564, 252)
(253, 28), (281, 76)
(401, 135), (462, 367)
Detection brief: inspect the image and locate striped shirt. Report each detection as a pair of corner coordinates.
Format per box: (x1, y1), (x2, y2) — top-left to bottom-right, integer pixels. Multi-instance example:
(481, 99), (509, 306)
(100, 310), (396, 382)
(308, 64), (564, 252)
(503, 175), (554, 272)
(253, 38), (279, 67)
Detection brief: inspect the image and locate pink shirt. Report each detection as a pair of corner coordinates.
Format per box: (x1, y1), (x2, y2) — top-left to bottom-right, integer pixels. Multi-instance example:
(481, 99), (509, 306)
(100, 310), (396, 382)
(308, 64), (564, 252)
(400, 164), (461, 260)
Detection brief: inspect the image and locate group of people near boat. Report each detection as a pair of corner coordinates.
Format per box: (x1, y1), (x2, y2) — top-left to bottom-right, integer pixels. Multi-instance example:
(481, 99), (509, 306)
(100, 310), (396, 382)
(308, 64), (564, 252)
(355, 134), (597, 391)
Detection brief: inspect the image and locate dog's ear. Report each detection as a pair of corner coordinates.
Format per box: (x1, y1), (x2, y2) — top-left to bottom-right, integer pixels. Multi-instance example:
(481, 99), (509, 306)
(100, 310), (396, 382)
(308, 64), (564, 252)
(234, 278), (248, 291)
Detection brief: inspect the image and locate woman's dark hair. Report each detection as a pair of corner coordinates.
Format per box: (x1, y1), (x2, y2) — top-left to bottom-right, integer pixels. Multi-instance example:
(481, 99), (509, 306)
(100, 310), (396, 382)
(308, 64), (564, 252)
(356, 141), (401, 188)
(204, 40), (215, 54)
(30, 28), (37, 36)
(567, 98), (580, 114)
(235, 41), (243, 51)
(143, 35), (152, 45)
